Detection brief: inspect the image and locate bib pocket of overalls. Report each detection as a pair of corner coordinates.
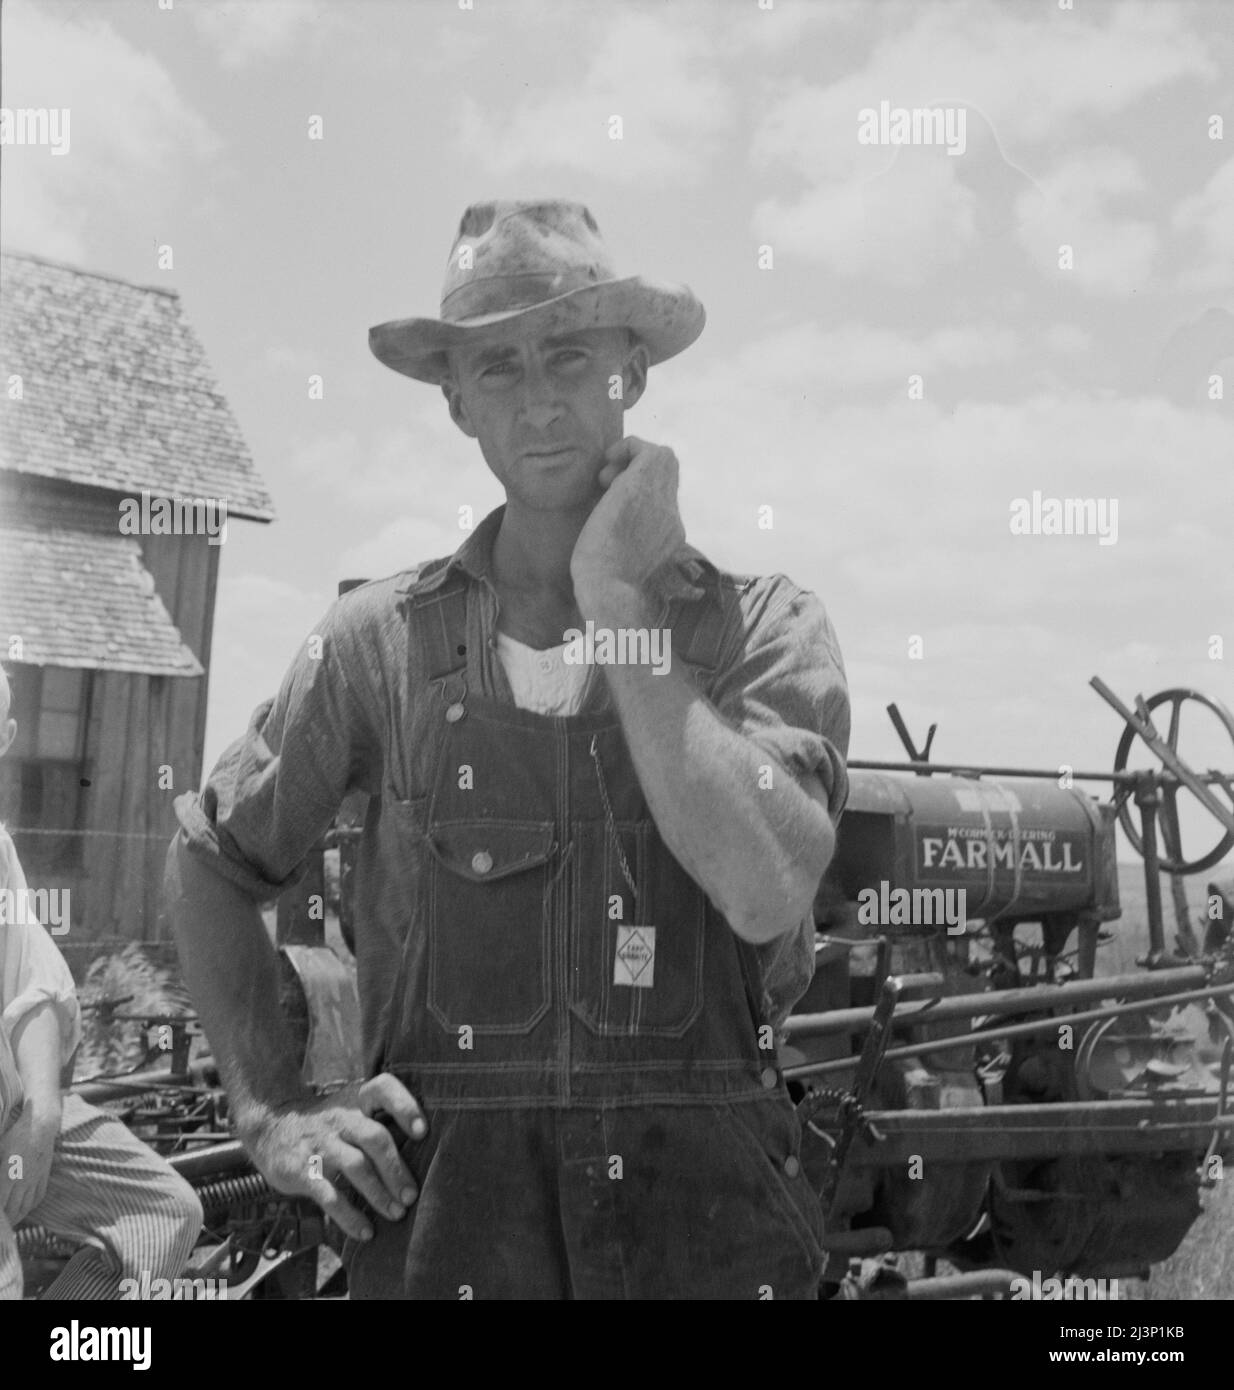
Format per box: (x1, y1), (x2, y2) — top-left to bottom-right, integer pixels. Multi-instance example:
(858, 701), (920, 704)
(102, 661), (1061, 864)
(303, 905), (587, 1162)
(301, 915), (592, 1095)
(569, 818), (706, 1037)
(426, 819), (556, 1034)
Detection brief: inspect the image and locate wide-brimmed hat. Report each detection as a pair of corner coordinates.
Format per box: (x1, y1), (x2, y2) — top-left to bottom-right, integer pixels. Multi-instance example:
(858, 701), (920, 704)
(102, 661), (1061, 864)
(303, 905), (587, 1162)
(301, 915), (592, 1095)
(368, 199), (706, 385)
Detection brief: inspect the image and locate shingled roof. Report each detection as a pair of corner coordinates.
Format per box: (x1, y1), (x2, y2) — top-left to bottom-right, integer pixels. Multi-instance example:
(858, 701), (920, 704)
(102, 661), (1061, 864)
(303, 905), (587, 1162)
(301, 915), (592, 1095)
(0, 252), (275, 521)
(0, 507), (203, 676)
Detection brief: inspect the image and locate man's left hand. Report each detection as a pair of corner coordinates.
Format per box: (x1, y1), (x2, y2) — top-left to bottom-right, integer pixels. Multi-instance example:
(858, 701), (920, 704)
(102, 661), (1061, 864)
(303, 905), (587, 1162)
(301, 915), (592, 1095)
(0, 1102), (59, 1224)
(571, 436), (686, 609)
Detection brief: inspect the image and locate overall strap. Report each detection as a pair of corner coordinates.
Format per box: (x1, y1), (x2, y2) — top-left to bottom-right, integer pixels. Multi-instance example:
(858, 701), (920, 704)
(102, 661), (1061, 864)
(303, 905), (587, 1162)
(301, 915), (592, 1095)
(667, 579), (731, 678)
(404, 572), (470, 684)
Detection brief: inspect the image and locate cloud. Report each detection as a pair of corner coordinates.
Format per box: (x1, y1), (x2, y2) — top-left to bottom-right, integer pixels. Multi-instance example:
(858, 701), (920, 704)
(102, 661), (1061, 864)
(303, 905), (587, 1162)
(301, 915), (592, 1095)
(203, 572), (331, 768)
(753, 155), (981, 286)
(0, 1), (218, 261)
(755, 130), (1156, 295)
(455, 9), (735, 182)
(694, 320), (1020, 397)
(286, 402), (501, 517)
(1014, 149), (1157, 296)
(747, 2), (1207, 290)
(262, 344), (323, 374)
(1172, 157), (1234, 293)
(335, 514), (475, 587)
(1043, 323), (1095, 357)
(185, 0), (348, 69)
(750, 1), (1213, 186)
(1149, 306), (1234, 404)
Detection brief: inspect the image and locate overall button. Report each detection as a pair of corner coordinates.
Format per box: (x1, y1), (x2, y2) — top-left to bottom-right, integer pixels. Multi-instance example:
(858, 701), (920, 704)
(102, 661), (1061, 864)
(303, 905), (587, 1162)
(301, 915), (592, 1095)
(471, 850), (493, 875)
(760, 1066), (779, 1090)
(445, 702), (466, 723)
(784, 1155), (801, 1179)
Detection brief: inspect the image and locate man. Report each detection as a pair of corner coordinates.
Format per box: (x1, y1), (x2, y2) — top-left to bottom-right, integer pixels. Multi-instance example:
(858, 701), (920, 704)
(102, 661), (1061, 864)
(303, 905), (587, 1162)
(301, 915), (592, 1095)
(168, 200), (850, 1299)
(0, 665), (202, 1300)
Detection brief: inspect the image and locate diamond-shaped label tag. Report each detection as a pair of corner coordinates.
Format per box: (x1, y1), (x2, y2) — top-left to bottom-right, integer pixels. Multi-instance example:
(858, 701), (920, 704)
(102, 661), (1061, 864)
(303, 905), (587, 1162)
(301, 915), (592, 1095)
(613, 926), (656, 988)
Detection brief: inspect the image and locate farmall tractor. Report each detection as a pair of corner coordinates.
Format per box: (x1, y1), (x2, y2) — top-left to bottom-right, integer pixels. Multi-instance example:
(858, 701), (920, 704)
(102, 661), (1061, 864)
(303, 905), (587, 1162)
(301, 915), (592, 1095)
(784, 678), (1234, 1298)
(16, 678), (1234, 1299)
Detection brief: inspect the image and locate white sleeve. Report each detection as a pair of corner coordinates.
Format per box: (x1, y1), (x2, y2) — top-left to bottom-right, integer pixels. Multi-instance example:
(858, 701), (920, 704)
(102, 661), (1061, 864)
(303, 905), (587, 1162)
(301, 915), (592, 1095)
(0, 828), (82, 1068)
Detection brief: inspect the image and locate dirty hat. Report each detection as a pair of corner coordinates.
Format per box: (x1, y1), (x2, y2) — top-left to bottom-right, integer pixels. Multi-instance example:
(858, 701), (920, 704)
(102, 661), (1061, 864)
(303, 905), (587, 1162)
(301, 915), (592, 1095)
(368, 199), (706, 385)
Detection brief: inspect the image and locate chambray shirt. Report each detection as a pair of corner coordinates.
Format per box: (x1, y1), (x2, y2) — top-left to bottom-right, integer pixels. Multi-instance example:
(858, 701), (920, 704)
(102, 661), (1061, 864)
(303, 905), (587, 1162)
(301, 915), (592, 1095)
(174, 505), (851, 1040)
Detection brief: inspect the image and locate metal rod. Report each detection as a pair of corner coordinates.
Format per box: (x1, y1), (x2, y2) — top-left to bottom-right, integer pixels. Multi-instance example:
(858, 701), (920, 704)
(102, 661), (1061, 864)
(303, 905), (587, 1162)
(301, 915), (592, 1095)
(839, 1098), (1234, 1165)
(785, 966), (1206, 1040)
(786, 981), (1234, 1079)
(165, 1140), (252, 1182)
(846, 759), (1230, 785)
(73, 1069), (192, 1102)
(847, 1096), (1234, 1130)
(1138, 789), (1167, 959)
(905, 1270), (1024, 1301)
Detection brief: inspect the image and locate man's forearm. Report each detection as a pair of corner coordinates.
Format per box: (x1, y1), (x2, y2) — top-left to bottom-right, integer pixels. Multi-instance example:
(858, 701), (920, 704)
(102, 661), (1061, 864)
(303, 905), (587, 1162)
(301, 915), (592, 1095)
(166, 836), (311, 1131)
(583, 582), (836, 944)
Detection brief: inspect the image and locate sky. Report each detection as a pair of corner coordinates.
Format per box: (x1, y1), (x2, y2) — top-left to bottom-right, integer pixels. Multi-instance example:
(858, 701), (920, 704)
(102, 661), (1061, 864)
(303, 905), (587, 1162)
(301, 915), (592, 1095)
(3, 0), (1233, 868)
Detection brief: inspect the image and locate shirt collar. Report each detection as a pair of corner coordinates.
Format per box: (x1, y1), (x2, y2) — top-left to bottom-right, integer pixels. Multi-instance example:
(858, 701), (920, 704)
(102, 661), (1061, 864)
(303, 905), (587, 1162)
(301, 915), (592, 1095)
(405, 503), (718, 603)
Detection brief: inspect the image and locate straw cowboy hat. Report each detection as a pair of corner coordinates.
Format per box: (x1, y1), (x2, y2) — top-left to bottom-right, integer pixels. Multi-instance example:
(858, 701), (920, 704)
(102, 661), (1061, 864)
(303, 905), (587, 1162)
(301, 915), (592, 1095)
(368, 199), (706, 385)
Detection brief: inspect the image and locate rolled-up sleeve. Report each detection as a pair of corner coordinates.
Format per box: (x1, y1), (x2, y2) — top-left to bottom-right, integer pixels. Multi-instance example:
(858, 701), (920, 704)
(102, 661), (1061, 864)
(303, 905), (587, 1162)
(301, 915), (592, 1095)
(702, 577), (850, 1027)
(174, 599), (382, 904)
(708, 577), (851, 819)
(0, 830), (82, 1067)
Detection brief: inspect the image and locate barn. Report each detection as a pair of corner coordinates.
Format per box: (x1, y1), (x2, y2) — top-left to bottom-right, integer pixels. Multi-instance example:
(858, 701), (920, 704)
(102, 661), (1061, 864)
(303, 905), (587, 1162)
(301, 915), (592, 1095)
(0, 251), (274, 949)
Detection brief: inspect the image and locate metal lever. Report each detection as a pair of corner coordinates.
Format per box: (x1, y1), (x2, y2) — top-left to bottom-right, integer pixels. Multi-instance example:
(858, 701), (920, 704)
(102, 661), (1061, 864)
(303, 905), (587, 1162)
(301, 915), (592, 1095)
(886, 704), (937, 774)
(817, 974), (914, 1213)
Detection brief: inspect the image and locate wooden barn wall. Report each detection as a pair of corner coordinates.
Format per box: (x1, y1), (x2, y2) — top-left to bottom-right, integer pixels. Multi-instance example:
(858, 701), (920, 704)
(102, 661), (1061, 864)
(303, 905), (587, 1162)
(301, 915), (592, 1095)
(140, 530), (220, 783)
(82, 673), (166, 940)
(79, 535), (217, 943)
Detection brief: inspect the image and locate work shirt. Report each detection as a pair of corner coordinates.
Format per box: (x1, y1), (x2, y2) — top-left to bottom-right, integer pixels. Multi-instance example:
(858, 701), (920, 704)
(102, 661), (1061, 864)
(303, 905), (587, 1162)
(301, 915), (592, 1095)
(0, 826), (82, 1132)
(174, 503), (851, 1078)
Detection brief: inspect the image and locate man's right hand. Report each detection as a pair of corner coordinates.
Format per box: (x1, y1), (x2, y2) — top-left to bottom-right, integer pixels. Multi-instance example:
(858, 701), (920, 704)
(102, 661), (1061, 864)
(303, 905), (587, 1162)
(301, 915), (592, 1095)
(238, 1073), (427, 1242)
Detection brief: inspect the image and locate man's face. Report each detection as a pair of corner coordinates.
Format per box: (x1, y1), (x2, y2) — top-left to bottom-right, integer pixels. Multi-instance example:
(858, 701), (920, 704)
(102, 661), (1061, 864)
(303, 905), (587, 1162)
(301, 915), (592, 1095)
(442, 326), (648, 513)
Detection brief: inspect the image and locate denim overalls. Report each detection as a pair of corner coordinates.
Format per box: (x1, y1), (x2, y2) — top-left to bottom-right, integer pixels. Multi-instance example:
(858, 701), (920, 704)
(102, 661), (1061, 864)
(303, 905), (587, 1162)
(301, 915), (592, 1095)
(344, 567), (825, 1299)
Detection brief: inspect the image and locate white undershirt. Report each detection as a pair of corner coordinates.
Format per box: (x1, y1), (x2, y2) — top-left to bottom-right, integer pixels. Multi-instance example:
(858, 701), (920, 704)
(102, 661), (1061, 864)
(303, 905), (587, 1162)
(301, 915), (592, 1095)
(495, 633), (593, 716)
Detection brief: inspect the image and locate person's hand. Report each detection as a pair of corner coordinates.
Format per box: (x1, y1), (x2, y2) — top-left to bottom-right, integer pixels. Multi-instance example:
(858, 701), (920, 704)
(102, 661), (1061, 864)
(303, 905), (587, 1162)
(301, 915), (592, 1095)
(571, 436), (687, 609)
(0, 1101), (60, 1225)
(238, 1073), (427, 1242)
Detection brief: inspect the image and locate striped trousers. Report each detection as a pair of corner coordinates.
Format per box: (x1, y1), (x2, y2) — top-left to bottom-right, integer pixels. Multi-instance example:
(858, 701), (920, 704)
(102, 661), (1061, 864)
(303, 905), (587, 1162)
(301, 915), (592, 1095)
(0, 1092), (203, 1300)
